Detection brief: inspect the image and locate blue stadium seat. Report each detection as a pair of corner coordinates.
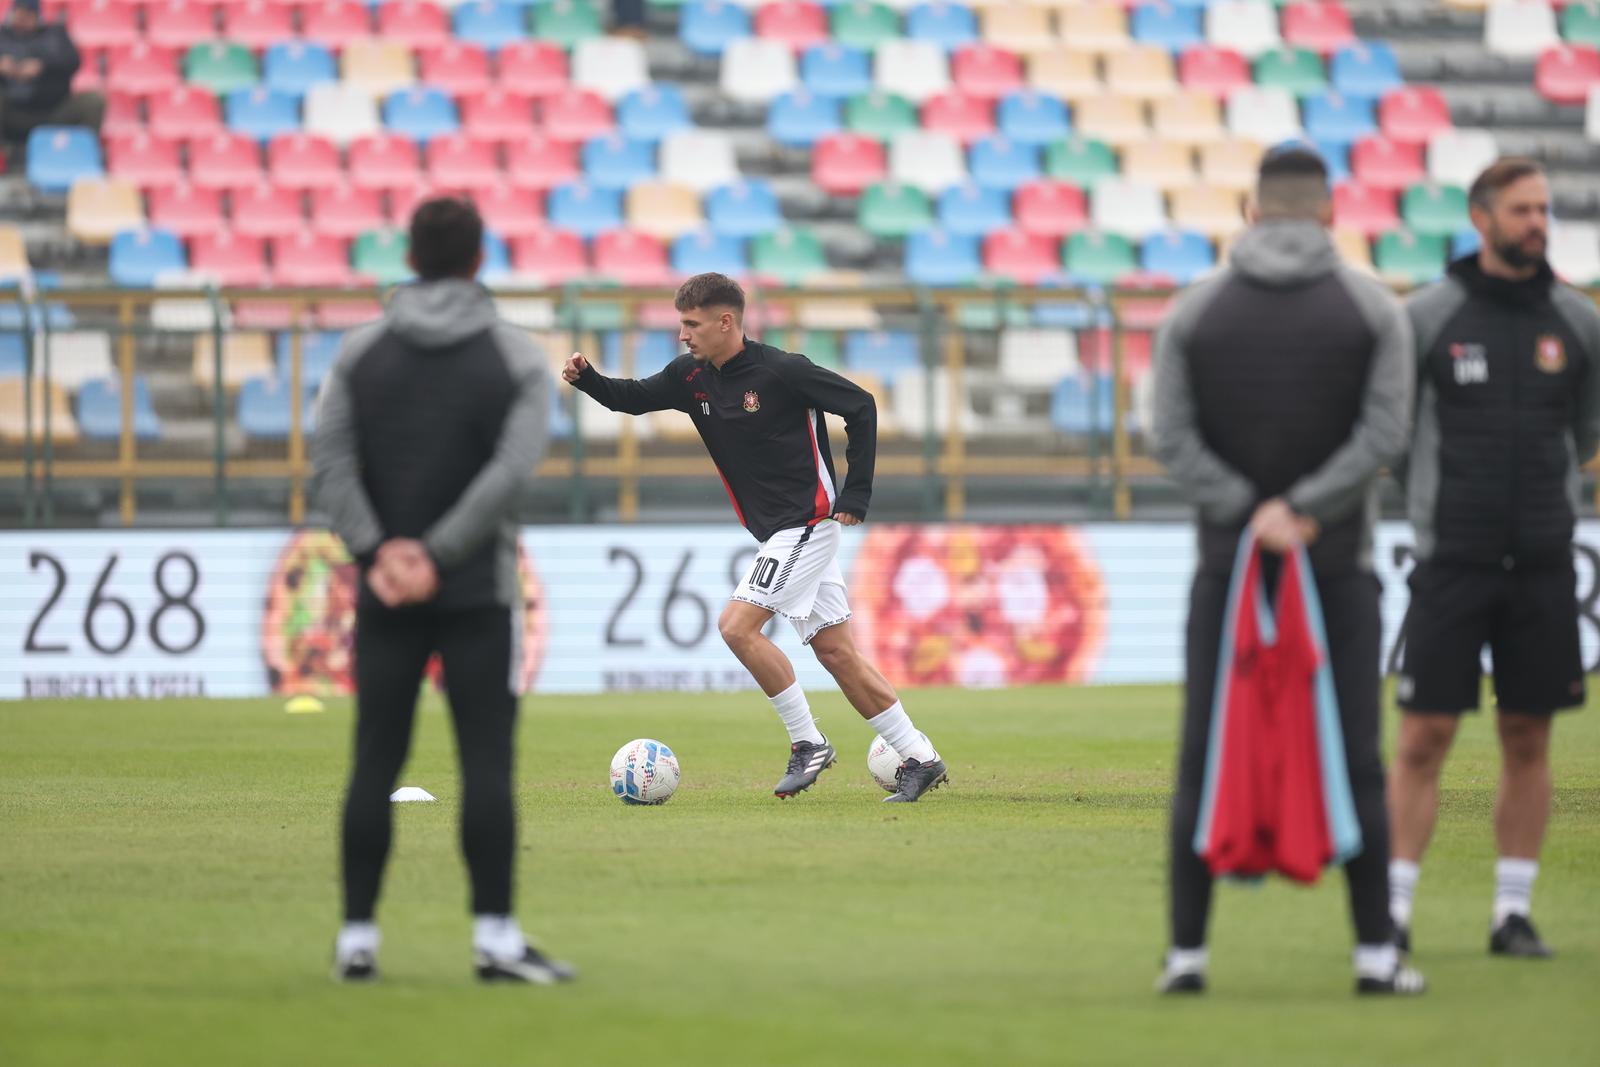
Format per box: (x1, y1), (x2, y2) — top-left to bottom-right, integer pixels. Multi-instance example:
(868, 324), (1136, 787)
(238, 377), (317, 439)
(1141, 230), (1215, 284)
(0, 333), (24, 377)
(1050, 374), (1115, 436)
(1330, 42), (1402, 99)
(264, 42), (336, 99)
(548, 384), (575, 439)
(383, 87), (459, 143)
(1302, 92), (1377, 146)
(226, 87), (301, 144)
(0, 301), (75, 330)
(844, 330), (922, 380)
(454, 0), (527, 52)
(1131, 3), (1202, 51)
(1033, 302), (1101, 329)
(108, 228), (186, 287)
(274, 331), (343, 388)
(1311, 139), (1352, 183)
(906, 2), (978, 51)
(767, 90), (842, 148)
(671, 230), (748, 276)
(26, 126), (103, 193)
(800, 44), (872, 99)
(679, 0), (751, 57)
(581, 135), (656, 190)
(969, 136), (1040, 192)
(937, 183), (1010, 236)
(77, 375), (163, 439)
(617, 85), (691, 144)
(548, 181), (623, 236)
(480, 231), (512, 281)
(906, 230), (981, 286)
(997, 91), (1070, 147)
(602, 331), (680, 370)
(1452, 229), (1480, 258)
(706, 179), (782, 237)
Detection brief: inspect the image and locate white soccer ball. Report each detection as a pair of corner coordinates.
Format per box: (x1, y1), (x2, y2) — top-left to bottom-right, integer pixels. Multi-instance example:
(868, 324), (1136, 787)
(866, 734), (925, 792)
(610, 738), (680, 805)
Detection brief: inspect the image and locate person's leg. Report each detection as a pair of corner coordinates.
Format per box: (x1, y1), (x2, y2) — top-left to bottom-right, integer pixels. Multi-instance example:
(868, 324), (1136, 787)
(47, 91), (105, 133)
(809, 614), (940, 774)
(719, 597), (798, 696)
(1387, 713), (1459, 929)
(1492, 712), (1553, 907)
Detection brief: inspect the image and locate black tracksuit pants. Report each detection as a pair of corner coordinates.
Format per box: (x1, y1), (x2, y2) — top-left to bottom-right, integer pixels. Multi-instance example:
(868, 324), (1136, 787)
(1168, 563), (1394, 949)
(342, 600), (520, 922)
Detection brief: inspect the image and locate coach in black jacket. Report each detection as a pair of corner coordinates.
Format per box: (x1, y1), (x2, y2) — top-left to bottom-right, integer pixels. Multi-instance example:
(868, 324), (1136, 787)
(1151, 148), (1420, 995)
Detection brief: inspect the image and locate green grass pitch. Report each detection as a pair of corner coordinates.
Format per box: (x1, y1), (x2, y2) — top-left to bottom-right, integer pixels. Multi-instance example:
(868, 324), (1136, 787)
(2, 686), (1597, 1066)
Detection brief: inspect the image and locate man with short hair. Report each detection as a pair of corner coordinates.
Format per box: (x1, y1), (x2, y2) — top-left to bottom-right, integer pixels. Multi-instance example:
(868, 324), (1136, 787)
(564, 272), (949, 803)
(1152, 148), (1423, 995)
(313, 197), (571, 984)
(0, 0), (102, 155)
(1389, 158), (1600, 961)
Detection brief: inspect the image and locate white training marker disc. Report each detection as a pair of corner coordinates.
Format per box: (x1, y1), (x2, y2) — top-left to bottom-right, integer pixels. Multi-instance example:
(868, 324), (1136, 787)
(389, 786), (437, 803)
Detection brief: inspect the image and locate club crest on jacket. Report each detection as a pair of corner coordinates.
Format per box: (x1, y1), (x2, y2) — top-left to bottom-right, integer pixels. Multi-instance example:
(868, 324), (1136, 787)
(1535, 334), (1567, 374)
(743, 391), (761, 412)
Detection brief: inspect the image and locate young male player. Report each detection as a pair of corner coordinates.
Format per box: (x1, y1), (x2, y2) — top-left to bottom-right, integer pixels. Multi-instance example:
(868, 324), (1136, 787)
(564, 272), (947, 803)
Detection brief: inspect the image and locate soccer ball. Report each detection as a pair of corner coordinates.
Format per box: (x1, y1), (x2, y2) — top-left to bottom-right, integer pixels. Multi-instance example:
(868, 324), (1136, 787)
(610, 738), (680, 805)
(866, 734), (925, 793)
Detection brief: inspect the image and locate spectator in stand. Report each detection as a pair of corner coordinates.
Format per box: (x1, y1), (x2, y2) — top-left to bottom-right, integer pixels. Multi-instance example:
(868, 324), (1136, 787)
(612, 0), (648, 41)
(0, 0), (103, 159)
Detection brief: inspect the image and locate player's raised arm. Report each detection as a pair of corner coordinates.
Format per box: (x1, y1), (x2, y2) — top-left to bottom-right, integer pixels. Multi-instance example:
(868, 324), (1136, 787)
(565, 350), (683, 415)
(776, 356), (877, 522)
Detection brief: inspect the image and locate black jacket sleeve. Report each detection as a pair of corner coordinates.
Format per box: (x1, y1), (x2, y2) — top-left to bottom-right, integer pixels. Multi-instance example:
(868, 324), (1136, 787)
(570, 359), (683, 414)
(776, 355), (877, 519)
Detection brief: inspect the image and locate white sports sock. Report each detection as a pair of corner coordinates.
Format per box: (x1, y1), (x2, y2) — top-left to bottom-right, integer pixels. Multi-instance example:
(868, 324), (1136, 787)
(769, 682), (824, 745)
(336, 922), (379, 958)
(1493, 858), (1539, 927)
(1165, 947), (1208, 976)
(473, 914), (527, 960)
(866, 702), (937, 763)
(1353, 943), (1398, 980)
(1389, 859), (1420, 928)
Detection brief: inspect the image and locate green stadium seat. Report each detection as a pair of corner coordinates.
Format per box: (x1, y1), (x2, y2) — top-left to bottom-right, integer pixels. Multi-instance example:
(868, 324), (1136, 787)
(185, 42), (258, 95)
(352, 228), (412, 285)
(831, 2), (902, 51)
(1064, 231), (1136, 285)
(1045, 138), (1118, 187)
(1562, 2), (1600, 48)
(753, 227), (829, 283)
(845, 91), (918, 141)
(1252, 47), (1327, 96)
(858, 181), (934, 237)
(535, 0), (603, 48)
(955, 302), (1034, 329)
(1375, 229), (1446, 285)
(1401, 183), (1470, 237)
(794, 330), (842, 368)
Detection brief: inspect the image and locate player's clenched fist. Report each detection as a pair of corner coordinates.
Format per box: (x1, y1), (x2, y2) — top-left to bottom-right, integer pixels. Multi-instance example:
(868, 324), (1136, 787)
(562, 352), (589, 383)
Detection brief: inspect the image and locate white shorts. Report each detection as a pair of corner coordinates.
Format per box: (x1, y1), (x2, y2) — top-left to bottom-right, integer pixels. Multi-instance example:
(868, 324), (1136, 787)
(730, 521), (852, 644)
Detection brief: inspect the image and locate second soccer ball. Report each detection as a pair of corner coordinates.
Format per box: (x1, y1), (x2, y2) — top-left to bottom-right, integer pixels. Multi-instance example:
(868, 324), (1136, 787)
(867, 734), (928, 793)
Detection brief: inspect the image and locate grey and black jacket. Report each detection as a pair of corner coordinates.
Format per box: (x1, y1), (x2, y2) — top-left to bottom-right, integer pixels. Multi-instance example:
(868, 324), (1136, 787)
(311, 279), (552, 609)
(1405, 256), (1600, 567)
(0, 20), (78, 111)
(1151, 220), (1414, 575)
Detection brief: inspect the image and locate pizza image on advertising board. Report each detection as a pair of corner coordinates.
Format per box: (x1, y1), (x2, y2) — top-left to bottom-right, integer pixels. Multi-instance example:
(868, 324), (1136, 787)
(261, 530), (547, 696)
(848, 525), (1105, 688)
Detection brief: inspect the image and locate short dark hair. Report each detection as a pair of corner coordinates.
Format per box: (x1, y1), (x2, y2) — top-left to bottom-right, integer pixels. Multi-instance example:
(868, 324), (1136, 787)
(1468, 158), (1545, 211)
(674, 272), (745, 316)
(408, 196), (483, 281)
(1255, 146), (1330, 218)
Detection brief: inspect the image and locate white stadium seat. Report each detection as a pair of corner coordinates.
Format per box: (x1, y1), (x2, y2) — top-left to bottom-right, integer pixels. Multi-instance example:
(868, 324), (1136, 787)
(572, 38), (650, 103)
(1091, 179), (1168, 238)
(1550, 222), (1600, 284)
(720, 38), (798, 104)
(875, 39), (951, 102)
(1226, 86), (1302, 143)
(660, 130), (741, 191)
(304, 83), (381, 146)
(998, 328), (1078, 389)
(1484, 1), (1560, 59)
(1206, 0), (1283, 59)
(889, 131), (967, 193)
(1427, 128), (1499, 187)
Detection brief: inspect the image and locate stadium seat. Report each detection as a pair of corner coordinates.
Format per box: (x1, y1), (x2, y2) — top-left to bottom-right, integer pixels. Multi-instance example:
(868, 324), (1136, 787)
(618, 85), (691, 144)
(67, 178), (143, 245)
(185, 42), (257, 96)
(997, 90), (1069, 146)
(543, 88), (613, 142)
(109, 227), (186, 286)
(832, 1), (901, 50)
(757, 0), (829, 51)
(769, 90), (843, 147)
(1227, 86), (1301, 142)
(844, 330), (922, 380)
(1565, 1), (1600, 48)
(420, 43), (493, 96)
(303, 0), (374, 51)
(720, 38), (799, 104)
(1588, 84), (1600, 141)
(264, 42), (337, 100)
(428, 132), (502, 190)
(1255, 46), (1328, 95)
(1106, 46), (1179, 100)
(147, 85), (221, 143)
(304, 83), (382, 145)
(997, 327), (1078, 390)
(190, 229), (270, 285)
(143, 0), (216, 50)
(452, 0), (525, 51)
(890, 131), (966, 193)
(1027, 48), (1101, 102)
(309, 184), (387, 239)
(273, 232), (355, 287)
(1151, 90), (1225, 145)
(969, 135), (1039, 191)
(1074, 96), (1148, 146)
(1282, 2), (1356, 55)
(380, 0), (452, 49)
(876, 39), (951, 102)
(226, 88), (300, 145)
(592, 229), (671, 285)
(1050, 374), (1116, 436)
(187, 131), (263, 189)
(937, 182), (1010, 236)
(812, 132), (887, 195)
(275, 330), (344, 388)
(267, 132), (342, 191)
(76, 376), (161, 439)
(468, 182), (543, 239)
(660, 130), (741, 192)
(1013, 179), (1087, 237)
(147, 182), (223, 238)
(459, 87), (536, 144)
(1133, 4), (1204, 54)
(1123, 140), (1195, 192)
(496, 40), (570, 96)
(1537, 45), (1600, 105)
(1179, 43), (1251, 97)
(36, 331), (113, 390)
(1207, 0), (1281, 58)
(671, 230), (749, 278)
(706, 179), (783, 237)
(1142, 229), (1215, 283)
(385, 87), (459, 144)
(1091, 179), (1166, 238)
(28, 126), (104, 193)
(681, 0), (752, 56)
(238, 377), (317, 439)
(1199, 138), (1265, 192)
(858, 181), (933, 237)
(1351, 133), (1425, 190)
(573, 38), (649, 103)
(1402, 182), (1471, 237)
(351, 229), (413, 285)
(922, 91), (995, 144)
(344, 40), (416, 101)
(1550, 222), (1600, 284)
(508, 228), (588, 284)
(66, 0), (139, 50)
(535, 0), (604, 48)
(229, 181), (305, 239)
(228, 1), (297, 51)
(1329, 41), (1401, 98)
(582, 134), (656, 191)
(107, 40), (180, 95)
(625, 181), (703, 239)
(981, 4), (1053, 54)
(952, 44), (1025, 101)
(100, 91), (143, 139)
(751, 227), (829, 283)
(907, 1), (978, 52)
(504, 133), (581, 190)
(548, 181), (624, 236)
(1045, 137), (1118, 187)
(1486, 0), (1561, 58)
(1452, 228), (1481, 260)
(1374, 228), (1446, 284)
(846, 90), (919, 140)
(1332, 181), (1399, 235)
(983, 229), (1057, 284)
(105, 131), (181, 189)
(802, 43), (873, 99)
(1427, 128), (1498, 187)
(1304, 91), (1377, 145)
(1170, 185), (1244, 238)
(1060, 4), (1132, 53)
(1380, 86), (1452, 144)
(348, 133), (423, 191)
(193, 331), (275, 391)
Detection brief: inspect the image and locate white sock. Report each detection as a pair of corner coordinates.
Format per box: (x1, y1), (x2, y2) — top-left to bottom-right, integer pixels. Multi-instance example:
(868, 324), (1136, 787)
(1493, 858), (1538, 927)
(1353, 942), (1398, 980)
(1389, 859), (1420, 928)
(866, 702), (936, 763)
(473, 914), (527, 959)
(1165, 947), (1208, 976)
(336, 921), (379, 958)
(769, 681), (824, 745)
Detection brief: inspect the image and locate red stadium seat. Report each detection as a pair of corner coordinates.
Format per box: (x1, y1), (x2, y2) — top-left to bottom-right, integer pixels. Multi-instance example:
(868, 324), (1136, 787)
(497, 40), (569, 98)
(418, 42), (493, 96)
(300, 0), (374, 51)
(271, 231), (355, 287)
(426, 132), (501, 190)
(1013, 179), (1088, 237)
(510, 228), (588, 284)
(503, 133), (581, 191)
(72, 43), (106, 93)
(228, 180), (306, 239)
(1280, 2), (1356, 55)
(1178, 46), (1250, 97)
(309, 183), (386, 238)
(107, 42), (181, 95)
(141, 0), (219, 51)
(473, 183), (545, 238)
(222, 0), (295, 51)
(106, 131), (183, 188)
(267, 132), (343, 191)
(921, 92), (996, 146)
(147, 181), (224, 239)
(188, 131), (263, 189)
(385, 179), (440, 225)
(1332, 181), (1398, 236)
(1536, 45), (1600, 106)
(1350, 134), (1425, 192)
(100, 89), (144, 138)
(190, 229), (270, 286)
(347, 133), (423, 191)
(755, 1), (829, 51)
(593, 229), (672, 286)
(377, 0), (451, 48)
(65, 0), (137, 50)
(460, 87), (538, 143)
(984, 229), (1058, 284)
(812, 132), (886, 196)
(147, 85), (222, 142)
(542, 87), (613, 142)
(952, 45), (1024, 101)
(1379, 86), (1451, 144)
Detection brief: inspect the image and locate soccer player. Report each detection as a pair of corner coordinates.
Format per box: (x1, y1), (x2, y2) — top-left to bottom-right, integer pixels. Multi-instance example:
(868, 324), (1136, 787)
(312, 197), (574, 984)
(564, 272), (948, 803)
(1389, 159), (1600, 960)
(1151, 148), (1423, 995)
